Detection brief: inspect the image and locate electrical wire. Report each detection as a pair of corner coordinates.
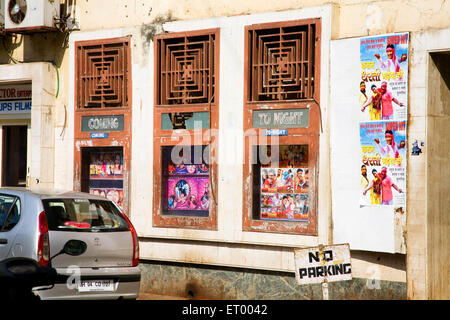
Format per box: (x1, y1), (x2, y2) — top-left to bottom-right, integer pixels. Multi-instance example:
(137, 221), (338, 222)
(51, 61), (60, 98)
(2, 37), (24, 64)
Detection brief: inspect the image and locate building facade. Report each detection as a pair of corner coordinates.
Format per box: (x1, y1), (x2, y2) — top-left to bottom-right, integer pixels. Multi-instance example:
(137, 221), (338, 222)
(0, 0), (449, 299)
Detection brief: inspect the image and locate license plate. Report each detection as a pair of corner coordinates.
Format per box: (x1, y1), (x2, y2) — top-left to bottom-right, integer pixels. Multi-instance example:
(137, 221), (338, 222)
(78, 280), (115, 292)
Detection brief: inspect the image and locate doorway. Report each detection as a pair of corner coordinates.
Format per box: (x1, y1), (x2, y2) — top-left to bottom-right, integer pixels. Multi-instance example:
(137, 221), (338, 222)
(2, 125), (28, 187)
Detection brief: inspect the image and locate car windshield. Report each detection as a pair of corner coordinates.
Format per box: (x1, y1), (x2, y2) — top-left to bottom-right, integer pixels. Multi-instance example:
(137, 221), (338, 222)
(42, 198), (129, 232)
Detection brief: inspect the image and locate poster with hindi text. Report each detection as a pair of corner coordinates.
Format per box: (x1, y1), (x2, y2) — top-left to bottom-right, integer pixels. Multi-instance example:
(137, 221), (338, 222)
(359, 120), (406, 207)
(359, 33), (409, 122)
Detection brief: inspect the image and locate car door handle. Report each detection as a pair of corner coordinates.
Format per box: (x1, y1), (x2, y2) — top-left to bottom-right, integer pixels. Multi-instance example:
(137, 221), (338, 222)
(0, 239), (7, 244)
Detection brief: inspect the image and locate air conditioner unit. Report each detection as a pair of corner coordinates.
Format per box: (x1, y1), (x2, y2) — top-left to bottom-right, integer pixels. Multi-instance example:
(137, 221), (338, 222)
(4, 0), (60, 33)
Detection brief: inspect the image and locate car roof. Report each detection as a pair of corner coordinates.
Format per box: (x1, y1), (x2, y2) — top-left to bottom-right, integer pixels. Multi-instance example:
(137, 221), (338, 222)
(0, 187), (108, 201)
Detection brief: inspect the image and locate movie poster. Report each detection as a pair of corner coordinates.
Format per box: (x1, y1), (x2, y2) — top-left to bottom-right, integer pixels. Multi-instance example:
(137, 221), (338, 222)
(166, 177), (210, 211)
(89, 151), (123, 178)
(90, 188), (124, 210)
(359, 120), (406, 207)
(260, 166), (309, 221)
(89, 150), (124, 210)
(359, 33), (409, 122)
(167, 163), (210, 176)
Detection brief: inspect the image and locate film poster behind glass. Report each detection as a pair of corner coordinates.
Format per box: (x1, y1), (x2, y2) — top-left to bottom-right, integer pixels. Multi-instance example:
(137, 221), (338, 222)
(166, 163), (210, 212)
(89, 150), (124, 210)
(260, 145), (309, 221)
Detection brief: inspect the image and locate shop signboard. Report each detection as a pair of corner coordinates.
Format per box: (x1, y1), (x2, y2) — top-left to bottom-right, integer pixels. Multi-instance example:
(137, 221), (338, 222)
(0, 83), (32, 117)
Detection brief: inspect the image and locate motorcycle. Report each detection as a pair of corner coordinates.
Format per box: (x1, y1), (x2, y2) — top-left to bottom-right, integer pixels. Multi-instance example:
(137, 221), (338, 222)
(0, 239), (87, 301)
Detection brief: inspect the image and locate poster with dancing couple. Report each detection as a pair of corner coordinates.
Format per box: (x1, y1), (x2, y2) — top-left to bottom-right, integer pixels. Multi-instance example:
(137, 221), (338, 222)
(359, 120), (406, 207)
(260, 167), (309, 221)
(359, 33), (409, 122)
(166, 177), (210, 212)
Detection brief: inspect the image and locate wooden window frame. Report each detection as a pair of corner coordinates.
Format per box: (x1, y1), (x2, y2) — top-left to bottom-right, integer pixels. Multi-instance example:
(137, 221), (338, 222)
(153, 29), (220, 230)
(243, 19), (321, 235)
(73, 37), (132, 216)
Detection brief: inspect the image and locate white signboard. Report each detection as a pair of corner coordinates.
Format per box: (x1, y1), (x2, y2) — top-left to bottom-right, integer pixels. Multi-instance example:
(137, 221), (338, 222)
(294, 244), (352, 285)
(0, 83), (32, 116)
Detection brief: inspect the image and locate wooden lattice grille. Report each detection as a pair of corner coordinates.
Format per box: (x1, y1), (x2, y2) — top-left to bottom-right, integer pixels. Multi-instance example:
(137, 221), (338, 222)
(156, 33), (215, 106)
(248, 22), (317, 102)
(76, 40), (129, 109)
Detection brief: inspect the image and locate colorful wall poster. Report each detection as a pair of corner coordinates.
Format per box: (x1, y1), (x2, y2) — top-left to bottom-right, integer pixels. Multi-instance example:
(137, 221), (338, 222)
(359, 33), (409, 122)
(359, 120), (406, 207)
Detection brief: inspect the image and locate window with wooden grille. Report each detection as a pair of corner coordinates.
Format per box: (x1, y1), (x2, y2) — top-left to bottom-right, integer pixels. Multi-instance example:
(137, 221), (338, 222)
(247, 20), (318, 102)
(76, 38), (130, 109)
(243, 19), (321, 236)
(153, 29), (219, 230)
(156, 32), (216, 106)
(73, 37), (132, 216)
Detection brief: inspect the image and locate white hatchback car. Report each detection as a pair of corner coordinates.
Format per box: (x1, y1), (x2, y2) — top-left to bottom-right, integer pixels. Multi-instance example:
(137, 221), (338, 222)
(0, 188), (140, 300)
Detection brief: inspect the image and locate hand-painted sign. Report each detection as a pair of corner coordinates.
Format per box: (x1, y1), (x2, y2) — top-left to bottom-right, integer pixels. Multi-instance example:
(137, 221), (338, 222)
(0, 83), (32, 116)
(82, 115), (124, 132)
(253, 108), (309, 128)
(294, 244), (352, 285)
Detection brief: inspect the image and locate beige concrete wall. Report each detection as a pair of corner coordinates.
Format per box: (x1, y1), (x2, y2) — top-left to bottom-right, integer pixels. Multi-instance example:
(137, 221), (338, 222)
(0, 63), (57, 191)
(73, 0), (450, 39)
(406, 29), (450, 300)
